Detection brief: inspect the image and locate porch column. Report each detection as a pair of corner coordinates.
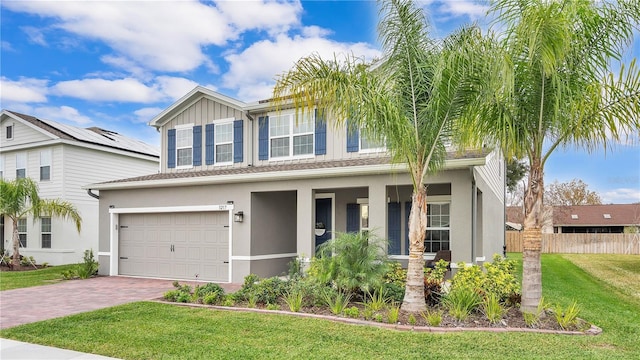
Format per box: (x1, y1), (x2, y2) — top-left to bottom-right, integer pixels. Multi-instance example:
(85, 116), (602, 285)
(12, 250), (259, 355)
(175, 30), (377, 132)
(369, 182), (387, 242)
(296, 186), (314, 259)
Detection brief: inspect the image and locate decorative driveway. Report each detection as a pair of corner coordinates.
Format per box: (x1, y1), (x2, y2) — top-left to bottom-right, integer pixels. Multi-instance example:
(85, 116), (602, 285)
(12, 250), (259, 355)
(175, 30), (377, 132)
(0, 276), (240, 329)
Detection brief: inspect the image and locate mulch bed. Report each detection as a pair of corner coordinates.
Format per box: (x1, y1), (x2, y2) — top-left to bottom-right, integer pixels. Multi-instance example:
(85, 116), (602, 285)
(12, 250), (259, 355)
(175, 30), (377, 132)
(0, 264), (44, 272)
(157, 298), (601, 335)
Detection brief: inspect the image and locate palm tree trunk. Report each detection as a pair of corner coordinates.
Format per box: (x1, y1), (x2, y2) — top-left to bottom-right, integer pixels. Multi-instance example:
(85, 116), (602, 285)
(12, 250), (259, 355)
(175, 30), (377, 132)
(402, 185), (428, 313)
(11, 219), (21, 267)
(521, 161), (544, 313)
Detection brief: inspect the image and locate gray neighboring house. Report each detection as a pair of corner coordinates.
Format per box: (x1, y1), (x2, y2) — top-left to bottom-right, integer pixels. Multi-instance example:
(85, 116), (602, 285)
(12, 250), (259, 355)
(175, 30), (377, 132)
(0, 110), (159, 264)
(87, 86), (505, 283)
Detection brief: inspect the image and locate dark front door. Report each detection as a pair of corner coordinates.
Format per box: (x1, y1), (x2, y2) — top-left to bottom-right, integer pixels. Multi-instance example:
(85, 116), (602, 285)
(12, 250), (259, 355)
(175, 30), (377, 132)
(315, 197), (332, 250)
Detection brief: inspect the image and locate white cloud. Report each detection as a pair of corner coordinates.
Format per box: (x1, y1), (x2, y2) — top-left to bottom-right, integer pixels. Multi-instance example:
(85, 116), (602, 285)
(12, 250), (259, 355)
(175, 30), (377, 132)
(51, 78), (160, 103)
(1, 41), (15, 52)
(4, 0), (303, 73)
(133, 107), (165, 124)
(223, 34), (381, 101)
(434, 0), (489, 20)
(155, 76), (201, 101)
(216, 0), (302, 35)
(21, 26), (48, 46)
(602, 188), (640, 204)
(31, 105), (93, 125)
(0, 77), (49, 103)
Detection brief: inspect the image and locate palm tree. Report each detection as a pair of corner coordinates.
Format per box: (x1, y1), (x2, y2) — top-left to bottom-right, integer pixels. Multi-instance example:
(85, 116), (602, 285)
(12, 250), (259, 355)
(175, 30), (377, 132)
(460, 0), (640, 313)
(0, 177), (82, 266)
(273, 0), (499, 312)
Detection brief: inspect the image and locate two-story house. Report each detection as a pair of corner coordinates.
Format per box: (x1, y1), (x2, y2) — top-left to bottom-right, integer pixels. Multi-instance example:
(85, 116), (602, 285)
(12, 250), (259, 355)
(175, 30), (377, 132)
(0, 110), (159, 264)
(87, 86), (505, 283)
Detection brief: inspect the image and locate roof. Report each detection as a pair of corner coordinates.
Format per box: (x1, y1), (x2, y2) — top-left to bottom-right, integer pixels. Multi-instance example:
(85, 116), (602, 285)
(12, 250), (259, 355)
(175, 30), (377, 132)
(553, 204), (640, 226)
(2, 110), (159, 158)
(506, 204), (640, 227)
(87, 149), (490, 190)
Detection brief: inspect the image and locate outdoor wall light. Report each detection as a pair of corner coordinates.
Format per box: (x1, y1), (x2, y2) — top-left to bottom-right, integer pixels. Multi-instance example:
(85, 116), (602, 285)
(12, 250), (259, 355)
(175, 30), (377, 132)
(234, 211), (244, 223)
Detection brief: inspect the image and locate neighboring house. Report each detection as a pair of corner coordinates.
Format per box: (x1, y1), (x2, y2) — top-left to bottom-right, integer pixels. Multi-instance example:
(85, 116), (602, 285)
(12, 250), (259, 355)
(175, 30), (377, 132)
(506, 204), (640, 234)
(87, 86), (505, 283)
(0, 110), (159, 264)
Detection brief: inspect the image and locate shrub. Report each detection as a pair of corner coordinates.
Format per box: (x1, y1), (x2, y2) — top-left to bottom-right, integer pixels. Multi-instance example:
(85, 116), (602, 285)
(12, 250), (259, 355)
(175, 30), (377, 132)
(484, 254), (520, 303)
(523, 296), (548, 328)
(76, 250), (99, 279)
(287, 257), (303, 279)
(387, 304), (400, 324)
(20, 256), (36, 267)
(443, 286), (482, 321)
(324, 291), (351, 315)
(266, 303), (280, 310)
(383, 262), (406, 303)
(362, 287), (389, 312)
(482, 293), (505, 324)
(195, 283), (225, 304)
(163, 282), (193, 303)
(451, 262), (486, 293)
(408, 313), (417, 326)
(310, 231), (389, 295)
(344, 306), (360, 318)
(420, 309), (443, 327)
(554, 301), (581, 330)
(283, 289), (304, 312)
(424, 259), (448, 305)
(373, 313), (383, 322)
(234, 275), (290, 305)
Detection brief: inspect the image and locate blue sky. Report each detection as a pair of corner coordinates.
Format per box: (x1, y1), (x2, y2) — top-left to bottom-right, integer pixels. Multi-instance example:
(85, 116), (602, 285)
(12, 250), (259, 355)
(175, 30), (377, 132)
(1, 0), (638, 203)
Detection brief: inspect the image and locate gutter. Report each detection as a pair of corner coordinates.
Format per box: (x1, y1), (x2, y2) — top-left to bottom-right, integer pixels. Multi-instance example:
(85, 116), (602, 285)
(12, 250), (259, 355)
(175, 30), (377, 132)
(87, 189), (99, 199)
(84, 156), (487, 191)
(470, 166), (477, 264)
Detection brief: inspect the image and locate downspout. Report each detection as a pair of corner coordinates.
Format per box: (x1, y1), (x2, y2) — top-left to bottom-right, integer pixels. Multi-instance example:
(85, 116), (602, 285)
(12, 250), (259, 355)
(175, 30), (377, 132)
(470, 166), (476, 264)
(87, 189), (99, 200)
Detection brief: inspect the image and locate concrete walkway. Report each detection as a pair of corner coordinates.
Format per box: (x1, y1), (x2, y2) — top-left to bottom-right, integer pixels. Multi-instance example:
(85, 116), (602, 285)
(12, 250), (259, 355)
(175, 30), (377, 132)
(0, 276), (241, 359)
(0, 339), (119, 360)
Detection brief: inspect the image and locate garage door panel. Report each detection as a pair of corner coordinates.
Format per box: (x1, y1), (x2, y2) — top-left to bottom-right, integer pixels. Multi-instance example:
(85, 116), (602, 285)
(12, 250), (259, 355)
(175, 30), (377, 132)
(119, 211), (229, 282)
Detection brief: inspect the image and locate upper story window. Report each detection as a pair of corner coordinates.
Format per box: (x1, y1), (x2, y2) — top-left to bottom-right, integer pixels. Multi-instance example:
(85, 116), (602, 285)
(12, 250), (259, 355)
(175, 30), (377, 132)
(175, 125), (193, 168)
(360, 132), (385, 153)
(16, 153), (26, 179)
(5, 125), (13, 140)
(40, 150), (51, 181)
(269, 111), (314, 159)
(215, 122), (233, 164)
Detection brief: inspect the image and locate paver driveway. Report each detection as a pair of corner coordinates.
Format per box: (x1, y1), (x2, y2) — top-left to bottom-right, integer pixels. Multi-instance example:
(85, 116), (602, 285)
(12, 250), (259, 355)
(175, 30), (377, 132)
(0, 276), (240, 329)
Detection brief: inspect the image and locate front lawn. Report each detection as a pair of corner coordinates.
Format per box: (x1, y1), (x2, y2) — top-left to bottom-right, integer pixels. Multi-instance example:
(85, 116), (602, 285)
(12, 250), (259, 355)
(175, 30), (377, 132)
(0, 264), (78, 291)
(1, 254), (639, 359)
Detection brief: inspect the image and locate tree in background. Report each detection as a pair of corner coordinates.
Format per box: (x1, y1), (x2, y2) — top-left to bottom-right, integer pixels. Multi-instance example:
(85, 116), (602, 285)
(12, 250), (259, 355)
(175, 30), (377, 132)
(0, 178), (82, 266)
(546, 179), (602, 206)
(506, 158), (528, 193)
(460, 0), (640, 313)
(273, 0), (499, 312)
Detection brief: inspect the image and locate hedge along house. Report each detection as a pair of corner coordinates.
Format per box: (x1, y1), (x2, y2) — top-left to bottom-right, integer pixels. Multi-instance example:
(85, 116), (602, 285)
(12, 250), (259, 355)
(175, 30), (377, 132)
(87, 86), (505, 283)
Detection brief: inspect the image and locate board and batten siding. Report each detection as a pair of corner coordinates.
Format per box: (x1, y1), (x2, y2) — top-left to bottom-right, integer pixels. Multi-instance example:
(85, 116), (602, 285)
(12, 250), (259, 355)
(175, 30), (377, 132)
(162, 97), (247, 173)
(474, 150), (504, 202)
(249, 109), (388, 167)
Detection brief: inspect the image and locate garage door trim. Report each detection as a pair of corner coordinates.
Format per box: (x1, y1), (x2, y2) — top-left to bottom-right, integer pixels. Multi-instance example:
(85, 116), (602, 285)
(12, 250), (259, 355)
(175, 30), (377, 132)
(107, 204), (233, 282)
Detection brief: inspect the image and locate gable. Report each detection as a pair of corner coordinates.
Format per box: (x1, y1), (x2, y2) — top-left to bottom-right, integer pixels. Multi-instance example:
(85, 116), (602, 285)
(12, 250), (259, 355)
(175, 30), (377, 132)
(0, 113), (56, 148)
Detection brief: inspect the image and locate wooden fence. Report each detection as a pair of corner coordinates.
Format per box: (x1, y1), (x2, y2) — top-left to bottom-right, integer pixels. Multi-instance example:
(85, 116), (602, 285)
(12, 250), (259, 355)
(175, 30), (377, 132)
(506, 232), (640, 254)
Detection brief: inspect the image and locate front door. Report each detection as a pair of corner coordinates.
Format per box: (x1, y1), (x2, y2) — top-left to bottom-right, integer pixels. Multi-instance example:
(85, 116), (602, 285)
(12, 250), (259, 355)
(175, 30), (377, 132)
(315, 197), (332, 251)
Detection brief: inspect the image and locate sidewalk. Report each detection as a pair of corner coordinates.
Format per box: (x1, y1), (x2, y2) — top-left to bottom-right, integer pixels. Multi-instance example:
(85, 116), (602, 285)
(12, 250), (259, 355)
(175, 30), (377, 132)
(0, 338), (119, 359)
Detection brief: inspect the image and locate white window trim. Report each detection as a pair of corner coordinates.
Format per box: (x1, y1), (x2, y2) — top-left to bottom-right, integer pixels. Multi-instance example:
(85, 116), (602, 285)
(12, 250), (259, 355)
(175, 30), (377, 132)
(425, 201), (451, 253)
(40, 149), (52, 181)
(268, 110), (315, 161)
(17, 218), (27, 248)
(6, 124), (14, 140)
(359, 130), (386, 153)
(213, 119), (234, 166)
(41, 217), (52, 248)
(16, 153), (27, 179)
(175, 123), (194, 169)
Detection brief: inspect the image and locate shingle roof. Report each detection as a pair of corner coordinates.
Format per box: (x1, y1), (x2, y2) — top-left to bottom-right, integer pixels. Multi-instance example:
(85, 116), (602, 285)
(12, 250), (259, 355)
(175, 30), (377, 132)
(553, 204), (640, 226)
(4, 110), (159, 158)
(96, 149), (489, 186)
(506, 204), (640, 227)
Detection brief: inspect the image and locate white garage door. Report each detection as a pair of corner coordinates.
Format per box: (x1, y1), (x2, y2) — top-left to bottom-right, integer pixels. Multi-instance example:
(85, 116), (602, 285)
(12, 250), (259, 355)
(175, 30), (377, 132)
(119, 211), (229, 282)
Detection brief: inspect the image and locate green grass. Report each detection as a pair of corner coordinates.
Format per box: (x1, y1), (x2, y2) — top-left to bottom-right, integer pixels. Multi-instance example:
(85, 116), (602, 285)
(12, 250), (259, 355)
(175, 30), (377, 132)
(0, 264), (78, 291)
(1, 255), (640, 359)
